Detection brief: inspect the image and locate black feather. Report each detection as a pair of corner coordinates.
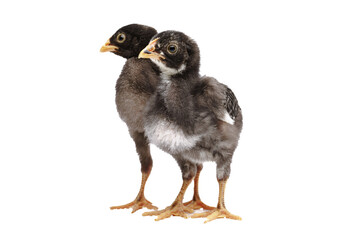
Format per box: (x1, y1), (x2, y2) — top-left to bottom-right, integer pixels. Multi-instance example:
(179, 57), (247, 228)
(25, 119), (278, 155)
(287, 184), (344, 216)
(225, 87), (241, 120)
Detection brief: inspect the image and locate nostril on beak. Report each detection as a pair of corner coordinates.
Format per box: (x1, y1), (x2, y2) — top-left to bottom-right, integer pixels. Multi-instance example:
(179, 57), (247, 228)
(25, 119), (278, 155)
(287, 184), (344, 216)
(143, 49), (153, 55)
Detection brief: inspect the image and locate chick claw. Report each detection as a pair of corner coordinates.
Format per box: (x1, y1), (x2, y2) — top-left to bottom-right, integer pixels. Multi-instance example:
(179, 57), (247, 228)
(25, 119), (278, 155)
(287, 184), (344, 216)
(110, 197), (158, 213)
(143, 203), (194, 221)
(191, 208), (242, 223)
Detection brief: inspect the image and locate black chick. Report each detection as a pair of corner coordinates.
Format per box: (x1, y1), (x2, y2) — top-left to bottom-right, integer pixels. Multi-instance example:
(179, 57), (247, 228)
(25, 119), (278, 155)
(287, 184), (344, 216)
(100, 24), (159, 212)
(139, 31), (243, 223)
(100, 25), (214, 213)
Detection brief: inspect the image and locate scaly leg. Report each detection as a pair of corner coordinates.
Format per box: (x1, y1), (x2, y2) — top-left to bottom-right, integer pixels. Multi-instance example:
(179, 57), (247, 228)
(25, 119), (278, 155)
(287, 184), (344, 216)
(110, 171), (157, 213)
(184, 164), (215, 210)
(143, 178), (194, 221)
(110, 131), (157, 213)
(192, 179), (241, 223)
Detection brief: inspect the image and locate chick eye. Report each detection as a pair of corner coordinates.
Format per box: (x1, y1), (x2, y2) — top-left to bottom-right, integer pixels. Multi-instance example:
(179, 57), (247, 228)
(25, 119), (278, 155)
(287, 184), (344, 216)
(167, 44), (178, 54)
(116, 33), (126, 43)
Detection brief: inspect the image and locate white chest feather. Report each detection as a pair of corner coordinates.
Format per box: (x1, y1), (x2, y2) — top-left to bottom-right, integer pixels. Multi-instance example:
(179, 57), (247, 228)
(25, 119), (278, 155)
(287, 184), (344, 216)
(145, 119), (200, 154)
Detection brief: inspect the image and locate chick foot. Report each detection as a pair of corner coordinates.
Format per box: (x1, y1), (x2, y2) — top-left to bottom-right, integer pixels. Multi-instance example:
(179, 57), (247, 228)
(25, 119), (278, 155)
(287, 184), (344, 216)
(110, 196), (158, 213)
(143, 202), (194, 221)
(184, 198), (215, 211)
(110, 172), (157, 213)
(191, 207), (241, 223)
(143, 178), (193, 221)
(191, 179), (241, 223)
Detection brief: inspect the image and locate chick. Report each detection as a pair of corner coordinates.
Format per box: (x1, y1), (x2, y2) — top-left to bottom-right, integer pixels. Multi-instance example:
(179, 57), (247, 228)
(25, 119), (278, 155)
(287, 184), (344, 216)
(138, 31), (243, 223)
(100, 24), (159, 212)
(100, 25), (213, 213)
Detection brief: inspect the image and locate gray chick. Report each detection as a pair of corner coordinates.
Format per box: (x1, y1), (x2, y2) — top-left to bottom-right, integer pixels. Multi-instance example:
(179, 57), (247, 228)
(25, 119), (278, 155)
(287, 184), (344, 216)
(138, 31), (243, 223)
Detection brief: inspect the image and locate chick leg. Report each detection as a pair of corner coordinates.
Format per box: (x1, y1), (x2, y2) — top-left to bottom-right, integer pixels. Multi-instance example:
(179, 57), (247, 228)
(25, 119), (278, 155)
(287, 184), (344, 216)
(192, 179), (241, 223)
(110, 131), (157, 213)
(184, 164), (215, 210)
(110, 171), (157, 213)
(143, 159), (196, 221)
(143, 178), (194, 220)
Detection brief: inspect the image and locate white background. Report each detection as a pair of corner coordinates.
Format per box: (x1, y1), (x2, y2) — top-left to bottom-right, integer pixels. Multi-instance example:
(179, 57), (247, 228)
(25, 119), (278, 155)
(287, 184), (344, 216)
(0, 0), (359, 239)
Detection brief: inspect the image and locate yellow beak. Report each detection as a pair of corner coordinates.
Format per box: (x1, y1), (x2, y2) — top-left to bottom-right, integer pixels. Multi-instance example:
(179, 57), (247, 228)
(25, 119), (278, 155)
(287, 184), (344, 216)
(138, 38), (165, 60)
(100, 39), (118, 52)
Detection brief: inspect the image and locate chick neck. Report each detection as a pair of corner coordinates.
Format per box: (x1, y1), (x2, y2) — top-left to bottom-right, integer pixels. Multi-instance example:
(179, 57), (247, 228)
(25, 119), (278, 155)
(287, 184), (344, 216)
(156, 69), (200, 133)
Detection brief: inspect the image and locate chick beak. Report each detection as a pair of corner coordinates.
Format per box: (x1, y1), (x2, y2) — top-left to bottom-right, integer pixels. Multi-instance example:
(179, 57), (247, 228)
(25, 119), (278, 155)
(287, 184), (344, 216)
(100, 39), (118, 52)
(138, 38), (165, 60)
